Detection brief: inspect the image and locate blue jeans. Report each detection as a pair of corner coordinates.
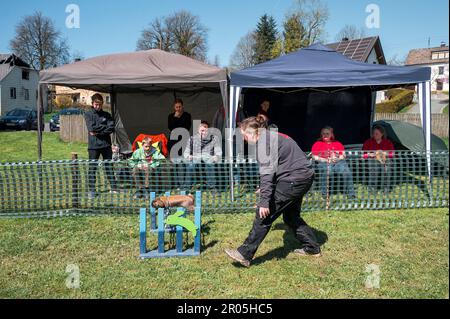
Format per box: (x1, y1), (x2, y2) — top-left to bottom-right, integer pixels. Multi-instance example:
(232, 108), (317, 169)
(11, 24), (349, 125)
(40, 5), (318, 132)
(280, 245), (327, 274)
(233, 160), (259, 191)
(367, 159), (393, 193)
(183, 162), (217, 190)
(317, 160), (355, 197)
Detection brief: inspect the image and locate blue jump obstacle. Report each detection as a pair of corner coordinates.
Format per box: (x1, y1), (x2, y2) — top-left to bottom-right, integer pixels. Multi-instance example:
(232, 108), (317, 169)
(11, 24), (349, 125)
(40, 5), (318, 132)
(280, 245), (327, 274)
(139, 191), (202, 258)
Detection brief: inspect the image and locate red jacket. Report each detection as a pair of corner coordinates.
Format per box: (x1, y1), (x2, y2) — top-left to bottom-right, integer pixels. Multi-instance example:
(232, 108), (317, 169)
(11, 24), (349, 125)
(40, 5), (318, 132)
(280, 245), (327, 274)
(362, 138), (395, 159)
(311, 141), (345, 159)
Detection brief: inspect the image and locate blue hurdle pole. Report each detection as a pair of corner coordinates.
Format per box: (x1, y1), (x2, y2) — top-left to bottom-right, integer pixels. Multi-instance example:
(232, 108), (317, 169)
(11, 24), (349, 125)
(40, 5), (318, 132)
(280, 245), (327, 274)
(150, 192), (156, 230)
(139, 208), (147, 255)
(157, 207), (165, 253)
(194, 191), (202, 253)
(176, 191), (186, 253)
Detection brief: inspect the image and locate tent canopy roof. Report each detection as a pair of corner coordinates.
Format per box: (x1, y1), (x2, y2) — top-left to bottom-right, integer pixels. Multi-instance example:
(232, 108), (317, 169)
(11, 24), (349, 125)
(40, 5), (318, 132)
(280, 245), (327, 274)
(231, 43), (431, 89)
(39, 49), (227, 92)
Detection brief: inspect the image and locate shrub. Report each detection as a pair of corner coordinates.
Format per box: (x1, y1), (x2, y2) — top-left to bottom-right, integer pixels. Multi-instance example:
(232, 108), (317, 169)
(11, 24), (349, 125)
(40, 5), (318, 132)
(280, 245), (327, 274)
(376, 89), (415, 113)
(53, 95), (73, 109)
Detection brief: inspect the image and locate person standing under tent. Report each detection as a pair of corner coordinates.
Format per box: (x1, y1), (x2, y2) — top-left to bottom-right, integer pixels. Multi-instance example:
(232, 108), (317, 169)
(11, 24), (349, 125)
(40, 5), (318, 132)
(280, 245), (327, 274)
(168, 98), (192, 151)
(225, 116), (322, 267)
(84, 93), (118, 199)
(168, 98), (192, 189)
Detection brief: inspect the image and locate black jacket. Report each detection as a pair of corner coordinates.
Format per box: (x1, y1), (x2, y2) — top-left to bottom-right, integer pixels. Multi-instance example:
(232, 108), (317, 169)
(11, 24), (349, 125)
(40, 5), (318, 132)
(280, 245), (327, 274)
(84, 108), (115, 150)
(257, 130), (314, 208)
(168, 112), (192, 132)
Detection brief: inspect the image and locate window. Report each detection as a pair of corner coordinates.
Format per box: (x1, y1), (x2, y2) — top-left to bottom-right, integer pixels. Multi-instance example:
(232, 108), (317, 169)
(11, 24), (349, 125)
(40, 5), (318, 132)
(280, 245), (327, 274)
(432, 51), (448, 59)
(438, 66), (444, 75)
(22, 70), (29, 80)
(436, 81), (443, 91)
(10, 87), (16, 99)
(24, 89), (30, 100)
(106, 96), (111, 104)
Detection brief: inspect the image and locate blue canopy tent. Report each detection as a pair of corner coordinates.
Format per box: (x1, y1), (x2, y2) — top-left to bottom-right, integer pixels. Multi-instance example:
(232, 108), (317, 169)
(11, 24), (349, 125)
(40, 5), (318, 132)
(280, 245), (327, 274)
(227, 43), (432, 199)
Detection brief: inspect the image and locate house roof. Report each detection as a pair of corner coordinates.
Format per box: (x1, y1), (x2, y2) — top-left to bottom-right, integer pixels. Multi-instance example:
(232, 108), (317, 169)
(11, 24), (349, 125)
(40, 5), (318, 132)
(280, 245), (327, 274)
(0, 64), (12, 81)
(405, 46), (449, 66)
(0, 54), (30, 68)
(326, 36), (386, 64)
(0, 53), (32, 81)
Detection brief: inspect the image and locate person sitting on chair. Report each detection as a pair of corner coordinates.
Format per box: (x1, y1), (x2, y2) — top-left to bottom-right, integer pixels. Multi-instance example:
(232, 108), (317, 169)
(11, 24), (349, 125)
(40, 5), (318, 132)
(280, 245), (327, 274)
(129, 137), (166, 199)
(362, 125), (395, 194)
(311, 126), (356, 199)
(182, 121), (222, 192)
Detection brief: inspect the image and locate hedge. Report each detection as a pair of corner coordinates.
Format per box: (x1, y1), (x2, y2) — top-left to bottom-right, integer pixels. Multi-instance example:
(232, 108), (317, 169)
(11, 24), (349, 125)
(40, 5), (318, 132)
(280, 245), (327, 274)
(376, 89), (415, 113)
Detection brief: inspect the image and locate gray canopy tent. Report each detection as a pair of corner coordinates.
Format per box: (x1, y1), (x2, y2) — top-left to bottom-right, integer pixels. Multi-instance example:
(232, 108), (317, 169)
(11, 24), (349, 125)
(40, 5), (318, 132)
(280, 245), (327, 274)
(38, 49), (228, 158)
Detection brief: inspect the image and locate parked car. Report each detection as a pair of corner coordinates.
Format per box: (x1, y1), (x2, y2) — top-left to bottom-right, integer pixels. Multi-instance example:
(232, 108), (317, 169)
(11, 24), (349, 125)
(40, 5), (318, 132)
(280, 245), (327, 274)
(0, 108), (42, 131)
(50, 108), (84, 132)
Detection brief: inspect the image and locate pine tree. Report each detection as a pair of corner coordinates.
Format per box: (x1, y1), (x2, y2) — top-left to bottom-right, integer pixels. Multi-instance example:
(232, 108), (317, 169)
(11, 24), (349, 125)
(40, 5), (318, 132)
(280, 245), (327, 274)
(283, 13), (306, 54)
(271, 38), (284, 59)
(253, 14), (278, 64)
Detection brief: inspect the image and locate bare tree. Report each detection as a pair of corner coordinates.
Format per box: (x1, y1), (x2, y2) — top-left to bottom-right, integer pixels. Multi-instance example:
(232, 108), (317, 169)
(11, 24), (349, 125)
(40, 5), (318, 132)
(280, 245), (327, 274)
(10, 11), (70, 70)
(213, 55), (220, 67)
(136, 17), (172, 51)
(335, 24), (367, 41)
(387, 54), (406, 66)
(167, 11), (208, 61)
(229, 32), (257, 70)
(290, 0), (329, 46)
(137, 10), (208, 61)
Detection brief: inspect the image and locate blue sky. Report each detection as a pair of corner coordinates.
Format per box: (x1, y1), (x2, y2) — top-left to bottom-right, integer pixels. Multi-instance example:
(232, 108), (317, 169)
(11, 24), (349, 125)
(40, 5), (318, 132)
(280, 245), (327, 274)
(0, 0), (448, 66)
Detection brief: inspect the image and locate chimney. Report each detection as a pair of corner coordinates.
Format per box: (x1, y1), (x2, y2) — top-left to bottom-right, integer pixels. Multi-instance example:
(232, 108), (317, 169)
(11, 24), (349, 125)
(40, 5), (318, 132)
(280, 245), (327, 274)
(342, 37), (349, 42)
(74, 58), (82, 62)
(441, 41), (446, 47)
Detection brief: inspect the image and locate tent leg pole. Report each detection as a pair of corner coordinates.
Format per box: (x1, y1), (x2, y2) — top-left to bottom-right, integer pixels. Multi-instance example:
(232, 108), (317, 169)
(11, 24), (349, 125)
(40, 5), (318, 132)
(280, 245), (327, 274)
(37, 84), (44, 161)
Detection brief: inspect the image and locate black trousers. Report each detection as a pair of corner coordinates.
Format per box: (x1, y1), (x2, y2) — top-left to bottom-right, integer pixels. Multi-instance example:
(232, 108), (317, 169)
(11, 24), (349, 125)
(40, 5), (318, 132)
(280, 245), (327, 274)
(88, 147), (116, 192)
(237, 175), (320, 260)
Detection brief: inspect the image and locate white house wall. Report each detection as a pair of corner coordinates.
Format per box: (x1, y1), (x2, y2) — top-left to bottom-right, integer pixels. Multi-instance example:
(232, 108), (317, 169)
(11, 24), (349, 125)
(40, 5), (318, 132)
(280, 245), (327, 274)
(0, 66), (39, 115)
(429, 63), (449, 91)
(367, 49), (379, 65)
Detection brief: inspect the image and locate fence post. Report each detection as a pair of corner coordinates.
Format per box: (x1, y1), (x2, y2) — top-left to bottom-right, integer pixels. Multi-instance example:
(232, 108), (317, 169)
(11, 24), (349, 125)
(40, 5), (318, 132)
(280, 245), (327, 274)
(71, 152), (79, 208)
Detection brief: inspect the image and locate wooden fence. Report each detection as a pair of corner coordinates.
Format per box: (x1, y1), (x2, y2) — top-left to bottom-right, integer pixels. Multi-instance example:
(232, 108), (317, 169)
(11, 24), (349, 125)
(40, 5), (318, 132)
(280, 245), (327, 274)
(60, 113), (449, 143)
(375, 113), (449, 138)
(60, 115), (88, 143)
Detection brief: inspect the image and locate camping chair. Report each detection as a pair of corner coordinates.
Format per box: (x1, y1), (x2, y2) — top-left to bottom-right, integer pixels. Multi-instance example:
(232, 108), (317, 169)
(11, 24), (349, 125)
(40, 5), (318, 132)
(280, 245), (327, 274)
(131, 133), (170, 194)
(132, 133), (169, 157)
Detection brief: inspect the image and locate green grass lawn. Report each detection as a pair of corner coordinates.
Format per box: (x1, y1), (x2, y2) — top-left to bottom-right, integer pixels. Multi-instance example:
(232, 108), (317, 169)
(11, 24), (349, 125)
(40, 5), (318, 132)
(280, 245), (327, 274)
(0, 132), (448, 299)
(0, 209), (448, 298)
(44, 112), (58, 123)
(443, 105), (448, 115)
(0, 131), (88, 162)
